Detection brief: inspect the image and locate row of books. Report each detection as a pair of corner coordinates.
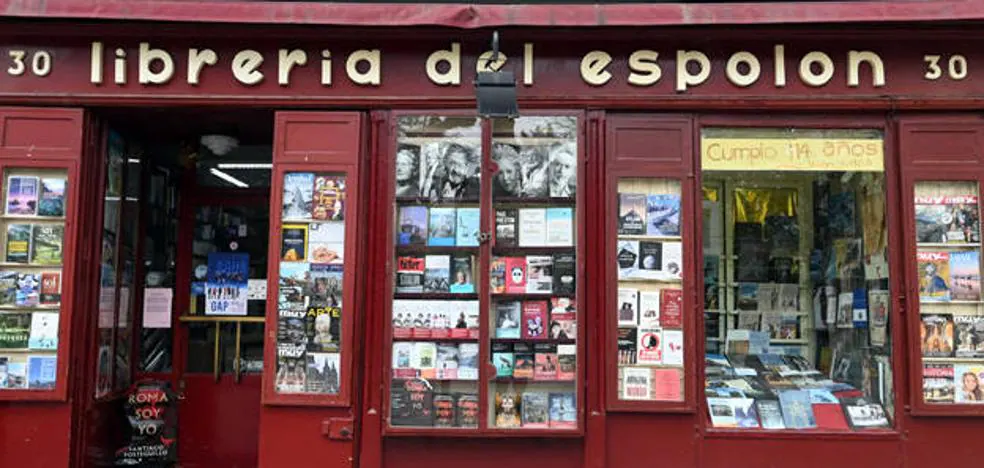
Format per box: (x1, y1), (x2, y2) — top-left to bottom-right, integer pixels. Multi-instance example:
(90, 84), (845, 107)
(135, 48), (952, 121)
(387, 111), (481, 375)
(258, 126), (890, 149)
(281, 173), (346, 221)
(392, 300), (479, 339)
(494, 390), (576, 429)
(5, 224), (64, 265)
(4, 175), (66, 218)
(494, 298), (576, 340)
(616, 240), (683, 281)
(280, 222), (345, 264)
(490, 253), (576, 295)
(390, 383), (479, 428)
(921, 314), (984, 358)
(616, 327), (684, 366)
(917, 250), (981, 302)
(493, 342), (575, 381)
(618, 192), (681, 237)
(0, 271), (61, 307)
(616, 288), (683, 329)
(0, 311), (59, 350)
(392, 341), (479, 381)
(0, 354), (56, 390)
(395, 255), (475, 294)
(923, 363), (984, 404)
(705, 392), (889, 430)
(397, 206), (575, 248)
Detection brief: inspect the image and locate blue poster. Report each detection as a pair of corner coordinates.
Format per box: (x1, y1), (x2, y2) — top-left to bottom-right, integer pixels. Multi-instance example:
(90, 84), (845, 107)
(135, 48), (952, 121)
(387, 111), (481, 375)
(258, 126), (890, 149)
(205, 253), (249, 315)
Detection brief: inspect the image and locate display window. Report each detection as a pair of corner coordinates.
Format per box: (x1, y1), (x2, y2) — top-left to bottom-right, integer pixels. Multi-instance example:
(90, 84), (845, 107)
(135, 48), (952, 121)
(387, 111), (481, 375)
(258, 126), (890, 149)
(699, 128), (894, 431)
(385, 113), (584, 433)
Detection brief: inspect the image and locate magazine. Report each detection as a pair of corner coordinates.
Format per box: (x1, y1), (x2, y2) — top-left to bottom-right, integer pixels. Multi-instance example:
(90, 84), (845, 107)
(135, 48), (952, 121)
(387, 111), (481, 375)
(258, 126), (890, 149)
(955, 315), (984, 358)
(312, 175), (345, 221)
(646, 193), (681, 236)
(37, 178), (66, 217)
(914, 195), (981, 243)
(923, 363), (955, 403)
(305, 352), (340, 394)
(5, 176), (39, 216)
(922, 314), (955, 357)
(954, 364), (984, 403)
(280, 224), (308, 262)
(949, 250), (981, 301)
(30, 224), (63, 265)
(917, 251), (951, 301)
(282, 172), (314, 220)
(307, 222), (344, 264)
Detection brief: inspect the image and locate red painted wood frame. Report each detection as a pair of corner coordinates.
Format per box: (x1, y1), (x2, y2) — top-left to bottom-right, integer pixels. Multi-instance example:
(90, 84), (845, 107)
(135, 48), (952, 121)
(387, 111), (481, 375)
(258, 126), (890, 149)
(0, 107), (84, 402)
(378, 109), (588, 436)
(261, 111), (365, 407)
(898, 114), (984, 417)
(603, 114), (699, 413)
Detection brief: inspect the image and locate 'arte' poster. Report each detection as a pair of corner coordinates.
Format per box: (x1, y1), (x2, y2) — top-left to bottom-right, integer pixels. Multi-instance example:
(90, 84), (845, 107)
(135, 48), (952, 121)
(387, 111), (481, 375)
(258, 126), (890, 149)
(205, 252), (249, 316)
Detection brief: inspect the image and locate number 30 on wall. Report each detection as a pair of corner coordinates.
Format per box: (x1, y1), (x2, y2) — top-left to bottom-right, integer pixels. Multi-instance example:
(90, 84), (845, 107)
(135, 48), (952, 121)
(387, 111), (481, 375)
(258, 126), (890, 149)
(7, 50), (52, 77)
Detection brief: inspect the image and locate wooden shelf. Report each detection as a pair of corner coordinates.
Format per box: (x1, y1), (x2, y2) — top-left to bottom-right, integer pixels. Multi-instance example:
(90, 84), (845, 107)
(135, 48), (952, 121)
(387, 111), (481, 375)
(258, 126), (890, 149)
(390, 375), (479, 383)
(490, 293), (575, 301)
(920, 300), (983, 305)
(923, 356), (984, 362)
(492, 246), (575, 255)
(917, 243), (981, 248)
(0, 305), (60, 311)
(396, 245), (479, 255)
(771, 339), (809, 344)
(395, 197), (480, 206)
(0, 215), (66, 222)
(0, 348), (57, 353)
(491, 377), (577, 383)
(493, 197), (575, 205)
(0, 262), (62, 268)
(178, 315), (265, 323)
(490, 337), (576, 345)
(392, 335), (478, 343)
(618, 234), (683, 241)
(394, 293), (479, 300)
(281, 218), (345, 225)
(617, 276), (682, 284)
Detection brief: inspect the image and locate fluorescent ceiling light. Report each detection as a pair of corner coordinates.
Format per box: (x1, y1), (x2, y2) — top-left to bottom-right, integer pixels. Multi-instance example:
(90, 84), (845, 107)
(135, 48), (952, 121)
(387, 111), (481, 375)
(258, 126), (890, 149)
(209, 168), (249, 188)
(216, 163), (272, 170)
(127, 158), (141, 164)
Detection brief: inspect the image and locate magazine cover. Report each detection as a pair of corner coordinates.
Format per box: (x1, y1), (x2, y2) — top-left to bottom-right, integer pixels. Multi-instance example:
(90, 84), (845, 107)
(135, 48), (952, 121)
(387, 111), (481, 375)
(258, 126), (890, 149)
(27, 312), (58, 350)
(39, 272), (61, 305)
(280, 224), (308, 262)
(305, 352), (341, 395)
(495, 208), (518, 247)
(397, 206), (428, 246)
(423, 255), (450, 293)
(518, 208), (547, 247)
(622, 367), (652, 400)
(278, 262), (310, 311)
(521, 392), (549, 428)
(923, 363), (955, 403)
(618, 193), (647, 235)
(637, 327), (663, 364)
(26, 355), (56, 389)
(917, 251), (952, 301)
(915, 195), (981, 243)
(646, 193), (681, 236)
(955, 315), (984, 358)
(0, 313), (31, 348)
(548, 392), (577, 428)
(282, 172), (314, 220)
(30, 224), (63, 265)
(455, 207), (480, 247)
(312, 175), (345, 221)
(505, 257), (527, 294)
(5, 223), (31, 263)
(495, 301), (521, 338)
(526, 255), (553, 294)
(616, 288), (639, 326)
(15, 273), (39, 307)
(427, 207), (457, 247)
(552, 252), (576, 296)
(307, 222), (344, 264)
(616, 240), (640, 279)
(545, 207), (574, 247)
(638, 291), (660, 327)
(949, 250), (981, 301)
(304, 304), (340, 352)
(954, 364), (984, 403)
(449, 256), (474, 294)
(37, 178), (66, 218)
(922, 314), (955, 357)
(5, 176), (39, 216)
(522, 301), (548, 339)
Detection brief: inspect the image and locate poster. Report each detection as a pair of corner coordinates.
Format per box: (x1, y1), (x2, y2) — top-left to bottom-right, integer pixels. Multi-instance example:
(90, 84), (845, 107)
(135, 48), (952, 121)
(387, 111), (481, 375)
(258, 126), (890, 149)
(142, 288), (173, 329)
(205, 253), (249, 316)
(115, 380), (178, 466)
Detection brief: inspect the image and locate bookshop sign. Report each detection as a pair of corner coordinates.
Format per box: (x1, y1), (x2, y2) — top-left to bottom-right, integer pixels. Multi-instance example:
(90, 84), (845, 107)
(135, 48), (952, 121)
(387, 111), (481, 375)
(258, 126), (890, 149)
(701, 134), (885, 172)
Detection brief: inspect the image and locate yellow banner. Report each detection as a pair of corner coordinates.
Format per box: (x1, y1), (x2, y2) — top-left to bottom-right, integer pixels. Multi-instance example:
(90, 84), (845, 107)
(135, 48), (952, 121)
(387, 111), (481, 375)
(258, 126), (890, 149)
(701, 137), (884, 172)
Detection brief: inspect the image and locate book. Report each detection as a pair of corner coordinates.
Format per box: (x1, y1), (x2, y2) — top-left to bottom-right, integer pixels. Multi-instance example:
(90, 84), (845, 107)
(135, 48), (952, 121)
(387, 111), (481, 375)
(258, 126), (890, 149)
(37, 178), (66, 218)
(0, 271), (17, 305)
(552, 253), (576, 296)
(778, 389), (816, 429)
(660, 241), (683, 279)
(513, 342), (535, 379)
(395, 256), (425, 293)
(950, 250), (981, 301)
(618, 193), (647, 235)
(810, 389), (849, 430)
(435, 343), (459, 380)
(622, 367), (651, 400)
(455, 207), (480, 247)
(638, 291), (660, 327)
(647, 193), (681, 236)
(280, 224), (308, 262)
(954, 364), (984, 403)
(521, 392), (549, 428)
(915, 194), (981, 243)
(505, 257), (527, 294)
(756, 399), (786, 429)
(448, 300), (479, 338)
(5, 176), (39, 216)
(706, 397), (738, 427)
(494, 391), (521, 428)
(312, 175), (345, 221)
(777, 283), (799, 311)
(390, 378), (434, 426)
(660, 289), (683, 329)
(836, 292), (854, 329)
(841, 397), (891, 428)
(549, 297), (577, 340)
(495, 301), (521, 338)
(616, 288), (639, 326)
(423, 255), (450, 293)
(636, 241), (662, 278)
(617, 328), (638, 365)
(731, 398), (761, 428)
(391, 342), (412, 371)
(0, 313), (31, 348)
(5, 224), (31, 263)
(449, 256), (474, 294)
(27, 312), (58, 350)
(548, 392), (577, 428)
(456, 394), (479, 427)
(427, 207), (457, 247)
(955, 315), (984, 358)
(557, 344), (576, 380)
(495, 208), (518, 248)
(492, 342), (514, 377)
(522, 301), (548, 339)
(490, 257), (507, 294)
(526, 256), (553, 294)
(534, 343), (558, 380)
(15, 273), (39, 307)
(307, 222), (344, 264)
(282, 172), (314, 220)
(518, 208), (547, 247)
(637, 327), (663, 364)
(305, 352), (340, 394)
(616, 240), (640, 278)
(545, 207), (574, 246)
(662, 329), (684, 366)
(922, 314), (955, 357)
(867, 289), (889, 347)
(305, 303), (340, 352)
(26, 355), (56, 389)
(923, 363), (955, 404)
(917, 251), (952, 301)
(411, 342), (437, 379)
(397, 206), (428, 246)
(30, 224), (63, 265)
(458, 343), (479, 380)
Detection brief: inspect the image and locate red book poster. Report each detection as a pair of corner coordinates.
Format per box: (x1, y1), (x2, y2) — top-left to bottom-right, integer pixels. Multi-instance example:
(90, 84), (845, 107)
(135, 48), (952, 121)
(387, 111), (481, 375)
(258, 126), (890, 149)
(505, 257), (527, 294)
(660, 289), (683, 329)
(651, 368), (682, 401)
(522, 301), (548, 339)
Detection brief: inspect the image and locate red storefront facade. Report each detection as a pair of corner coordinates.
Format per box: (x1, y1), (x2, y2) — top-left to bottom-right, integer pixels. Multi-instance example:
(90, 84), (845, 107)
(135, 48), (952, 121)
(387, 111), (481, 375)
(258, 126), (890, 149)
(2, 2), (984, 468)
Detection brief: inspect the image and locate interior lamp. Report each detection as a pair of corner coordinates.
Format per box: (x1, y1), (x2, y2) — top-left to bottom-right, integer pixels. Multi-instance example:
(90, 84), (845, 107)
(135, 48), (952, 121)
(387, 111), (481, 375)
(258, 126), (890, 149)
(200, 134), (239, 156)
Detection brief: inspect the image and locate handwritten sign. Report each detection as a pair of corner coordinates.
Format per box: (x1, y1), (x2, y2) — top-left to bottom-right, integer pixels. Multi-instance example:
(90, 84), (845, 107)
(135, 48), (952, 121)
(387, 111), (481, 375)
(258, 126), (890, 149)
(701, 137), (884, 172)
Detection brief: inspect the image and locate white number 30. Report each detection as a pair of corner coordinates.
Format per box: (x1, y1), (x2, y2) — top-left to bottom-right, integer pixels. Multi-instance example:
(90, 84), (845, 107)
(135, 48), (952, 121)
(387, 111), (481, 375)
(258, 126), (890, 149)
(924, 54), (968, 81)
(7, 50), (52, 77)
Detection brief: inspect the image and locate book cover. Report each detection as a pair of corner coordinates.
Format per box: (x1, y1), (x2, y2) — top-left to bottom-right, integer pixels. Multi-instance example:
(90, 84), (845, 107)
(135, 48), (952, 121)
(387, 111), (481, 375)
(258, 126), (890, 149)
(0, 313), (31, 348)
(490, 257), (507, 294)
(427, 207), (457, 247)
(526, 255), (553, 294)
(777, 283), (799, 311)
(841, 397), (891, 428)
(455, 207), (480, 247)
(505, 257), (527, 294)
(618, 193), (647, 235)
(280, 224), (308, 262)
(545, 207), (574, 247)
(637, 327), (663, 364)
(557, 344), (576, 380)
(852, 287), (869, 327)
(922, 314), (955, 357)
(915, 195), (981, 243)
(622, 367), (651, 400)
(521, 392), (549, 428)
(0, 271), (17, 305)
(435, 343), (459, 380)
(647, 193), (681, 236)
(307, 222), (344, 264)
(495, 208), (518, 248)
(423, 255), (451, 293)
(616, 240), (640, 278)
(395, 256), (425, 293)
(457, 343), (479, 380)
(494, 391), (521, 428)
(552, 252), (576, 296)
(660, 289), (683, 329)
(312, 175), (345, 221)
(390, 378), (434, 426)
(867, 289), (889, 347)
(518, 208), (548, 247)
(706, 397), (738, 427)
(1, 356), (27, 389)
(27, 312), (58, 350)
(660, 241), (683, 279)
(456, 394), (479, 427)
(662, 329), (684, 366)
(756, 399), (786, 429)
(15, 273), (39, 307)
(30, 224), (63, 265)
(5, 176), (39, 216)
(836, 292), (854, 329)
(616, 288), (639, 326)
(26, 355), (56, 389)
(617, 328), (638, 365)
(397, 206), (428, 246)
(955, 315), (984, 358)
(37, 178), (66, 218)
(954, 364), (984, 403)
(756, 284), (778, 312)
(549, 297), (577, 340)
(922, 363), (955, 404)
(638, 291), (661, 327)
(513, 342), (535, 379)
(731, 398), (761, 428)
(779, 389), (817, 429)
(490, 299), (521, 338)
(5, 223), (31, 263)
(391, 342), (412, 372)
(534, 343), (558, 380)
(635, 241), (663, 279)
(492, 342), (514, 377)
(810, 389), (849, 430)
(411, 342), (437, 379)
(449, 256), (475, 294)
(282, 172), (315, 220)
(917, 251), (952, 301)
(950, 250), (981, 301)
(548, 392), (577, 428)
(522, 301), (548, 339)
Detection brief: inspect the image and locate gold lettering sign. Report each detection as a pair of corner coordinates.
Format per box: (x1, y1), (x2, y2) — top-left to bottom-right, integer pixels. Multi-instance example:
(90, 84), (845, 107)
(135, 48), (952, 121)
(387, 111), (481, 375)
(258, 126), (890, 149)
(701, 137), (884, 172)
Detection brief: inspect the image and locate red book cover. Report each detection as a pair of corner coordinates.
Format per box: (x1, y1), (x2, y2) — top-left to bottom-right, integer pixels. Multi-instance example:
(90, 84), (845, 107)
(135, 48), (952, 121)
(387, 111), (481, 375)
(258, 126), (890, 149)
(813, 403), (850, 430)
(534, 343), (558, 380)
(660, 289), (683, 329)
(522, 301), (548, 339)
(505, 257), (527, 294)
(39, 272), (61, 305)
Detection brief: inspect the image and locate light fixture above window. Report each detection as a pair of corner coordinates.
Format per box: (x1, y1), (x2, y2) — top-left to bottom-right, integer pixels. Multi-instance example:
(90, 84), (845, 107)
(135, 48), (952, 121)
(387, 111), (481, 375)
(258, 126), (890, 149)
(200, 134), (239, 156)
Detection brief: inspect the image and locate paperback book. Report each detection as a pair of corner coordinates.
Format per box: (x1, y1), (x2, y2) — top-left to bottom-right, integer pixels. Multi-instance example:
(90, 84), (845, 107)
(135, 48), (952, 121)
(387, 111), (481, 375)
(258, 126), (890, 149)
(0, 271), (16, 305)
(449, 256), (475, 294)
(616, 240), (640, 279)
(432, 394), (456, 427)
(518, 208), (548, 247)
(660, 289), (683, 329)
(427, 207), (457, 247)
(494, 391), (521, 428)
(495, 208), (518, 247)
(617, 288), (639, 326)
(549, 297), (576, 340)
(493, 342), (514, 377)
(27, 355), (56, 389)
(534, 343), (558, 380)
(15, 273), (39, 307)
(636, 327), (663, 364)
(618, 193), (646, 235)
(841, 397), (890, 428)
(390, 378), (434, 426)
(505, 257), (527, 294)
(545, 207), (574, 247)
(617, 328), (638, 365)
(660, 241), (683, 279)
(30, 224), (63, 265)
(395, 256), (425, 293)
(521, 392), (549, 428)
(458, 342), (479, 380)
(522, 301), (548, 339)
(622, 367), (651, 400)
(638, 291), (660, 327)
(27, 312), (58, 350)
(455, 207), (480, 247)
(513, 342), (535, 379)
(397, 206), (428, 246)
(635, 241), (662, 279)
(526, 256), (553, 294)
(495, 301), (522, 339)
(647, 193), (680, 236)
(423, 255), (451, 293)
(0, 313), (31, 348)
(557, 344), (576, 380)
(5, 224), (31, 264)
(548, 392), (577, 428)
(457, 394), (479, 427)
(778, 389), (816, 429)
(552, 253), (576, 296)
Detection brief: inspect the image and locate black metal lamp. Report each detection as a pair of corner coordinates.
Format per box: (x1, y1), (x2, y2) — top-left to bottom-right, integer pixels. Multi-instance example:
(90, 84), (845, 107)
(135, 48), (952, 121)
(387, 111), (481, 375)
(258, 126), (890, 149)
(475, 31), (519, 118)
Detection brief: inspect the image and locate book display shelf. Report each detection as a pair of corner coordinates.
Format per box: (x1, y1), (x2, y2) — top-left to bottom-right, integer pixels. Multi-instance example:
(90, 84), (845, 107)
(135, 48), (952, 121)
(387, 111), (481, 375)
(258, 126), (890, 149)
(385, 114), (584, 434)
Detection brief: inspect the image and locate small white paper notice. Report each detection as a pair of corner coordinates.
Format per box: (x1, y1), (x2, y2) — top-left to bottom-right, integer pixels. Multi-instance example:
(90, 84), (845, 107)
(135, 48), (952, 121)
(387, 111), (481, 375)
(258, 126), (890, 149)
(142, 288), (173, 329)
(248, 279), (267, 300)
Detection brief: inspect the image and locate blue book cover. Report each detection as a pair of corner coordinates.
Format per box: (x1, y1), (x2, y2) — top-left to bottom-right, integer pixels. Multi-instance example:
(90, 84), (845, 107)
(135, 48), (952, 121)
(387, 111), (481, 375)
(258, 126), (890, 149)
(397, 206), (428, 246)
(545, 207), (574, 246)
(428, 207), (457, 247)
(27, 355), (56, 389)
(493, 352), (514, 377)
(779, 389), (816, 429)
(646, 194), (681, 236)
(455, 207), (480, 247)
